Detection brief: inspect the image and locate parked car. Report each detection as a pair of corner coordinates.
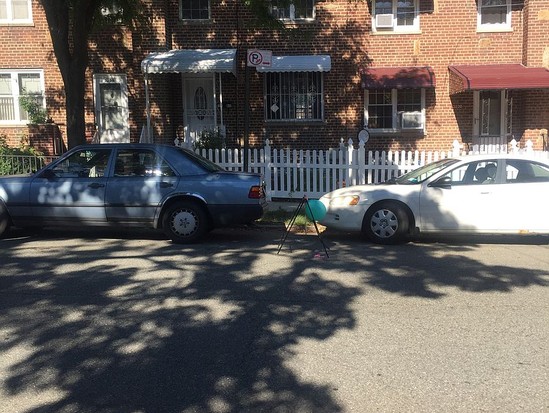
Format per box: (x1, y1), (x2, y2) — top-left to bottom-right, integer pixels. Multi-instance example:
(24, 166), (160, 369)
(318, 154), (549, 244)
(0, 143), (266, 243)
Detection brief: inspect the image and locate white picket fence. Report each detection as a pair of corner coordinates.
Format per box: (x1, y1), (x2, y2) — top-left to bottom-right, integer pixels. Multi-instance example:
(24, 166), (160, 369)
(177, 137), (548, 201)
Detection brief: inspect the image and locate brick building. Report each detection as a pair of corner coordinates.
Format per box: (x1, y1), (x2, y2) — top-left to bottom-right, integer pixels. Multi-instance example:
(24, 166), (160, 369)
(1, 0), (548, 155)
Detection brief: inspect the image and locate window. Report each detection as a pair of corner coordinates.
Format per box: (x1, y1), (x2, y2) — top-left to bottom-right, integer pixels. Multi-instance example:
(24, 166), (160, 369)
(478, 0), (511, 31)
(372, 0), (419, 32)
(440, 160), (500, 186)
(0, 0), (32, 24)
(114, 149), (176, 177)
(270, 0), (314, 20)
(366, 88), (424, 131)
(265, 72), (324, 121)
(0, 70), (45, 124)
(505, 160), (549, 184)
(50, 149), (112, 178)
(180, 0), (209, 20)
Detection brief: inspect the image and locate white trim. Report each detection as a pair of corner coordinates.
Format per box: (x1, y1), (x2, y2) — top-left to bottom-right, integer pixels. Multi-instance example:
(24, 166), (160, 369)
(477, 0), (511, 32)
(92, 74), (130, 143)
(0, 69), (44, 125)
(0, 0), (32, 25)
(364, 88), (426, 133)
(371, 0), (419, 33)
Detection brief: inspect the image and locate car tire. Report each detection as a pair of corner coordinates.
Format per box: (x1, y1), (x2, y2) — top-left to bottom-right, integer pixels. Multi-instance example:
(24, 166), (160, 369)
(362, 201), (409, 245)
(162, 201), (208, 244)
(0, 203), (10, 238)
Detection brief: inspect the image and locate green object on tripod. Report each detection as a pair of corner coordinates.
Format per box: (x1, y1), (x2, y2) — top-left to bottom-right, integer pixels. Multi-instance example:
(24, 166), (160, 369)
(305, 200), (326, 221)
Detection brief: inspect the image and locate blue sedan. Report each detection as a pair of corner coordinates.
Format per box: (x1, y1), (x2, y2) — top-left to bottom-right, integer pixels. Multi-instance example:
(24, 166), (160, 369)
(0, 144), (266, 243)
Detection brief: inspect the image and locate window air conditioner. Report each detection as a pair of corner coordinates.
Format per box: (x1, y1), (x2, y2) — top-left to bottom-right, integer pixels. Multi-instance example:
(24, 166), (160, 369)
(375, 14), (394, 28)
(401, 112), (423, 130)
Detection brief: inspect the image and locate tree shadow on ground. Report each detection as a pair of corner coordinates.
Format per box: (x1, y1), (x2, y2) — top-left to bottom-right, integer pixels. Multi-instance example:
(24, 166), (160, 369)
(0, 229), (357, 413)
(0, 227), (547, 412)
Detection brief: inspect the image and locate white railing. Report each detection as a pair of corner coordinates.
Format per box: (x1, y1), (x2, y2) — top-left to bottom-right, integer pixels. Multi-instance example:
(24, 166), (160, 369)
(173, 138), (546, 200)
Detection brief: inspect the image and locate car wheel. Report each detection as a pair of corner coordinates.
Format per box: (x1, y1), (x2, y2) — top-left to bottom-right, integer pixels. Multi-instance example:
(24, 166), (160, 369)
(0, 203), (10, 238)
(362, 202), (409, 245)
(162, 201), (208, 244)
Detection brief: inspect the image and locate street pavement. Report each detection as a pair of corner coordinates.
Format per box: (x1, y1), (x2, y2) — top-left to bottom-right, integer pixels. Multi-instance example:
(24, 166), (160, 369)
(0, 226), (548, 413)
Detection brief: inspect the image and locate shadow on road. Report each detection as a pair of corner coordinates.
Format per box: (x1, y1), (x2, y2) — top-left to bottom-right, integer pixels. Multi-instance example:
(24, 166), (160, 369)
(0, 226), (547, 412)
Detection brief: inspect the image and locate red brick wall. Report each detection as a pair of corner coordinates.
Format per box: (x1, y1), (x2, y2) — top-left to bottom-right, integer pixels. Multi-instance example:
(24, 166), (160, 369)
(0, 1), (66, 152)
(1, 0), (548, 153)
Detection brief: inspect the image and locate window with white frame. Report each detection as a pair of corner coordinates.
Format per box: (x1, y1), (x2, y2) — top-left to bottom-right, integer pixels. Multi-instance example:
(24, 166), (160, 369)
(270, 0), (314, 21)
(477, 0), (511, 31)
(366, 88), (424, 131)
(180, 0), (209, 20)
(0, 70), (45, 124)
(372, 0), (419, 32)
(0, 0), (32, 24)
(265, 72), (323, 121)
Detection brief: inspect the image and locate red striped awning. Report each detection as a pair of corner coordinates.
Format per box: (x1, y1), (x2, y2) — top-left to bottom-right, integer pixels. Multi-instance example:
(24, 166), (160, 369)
(361, 66), (436, 89)
(449, 64), (549, 94)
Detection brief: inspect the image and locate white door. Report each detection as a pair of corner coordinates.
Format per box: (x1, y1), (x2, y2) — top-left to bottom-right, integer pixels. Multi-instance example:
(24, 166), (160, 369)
(183, 74), (216, 142)
(93, 74), (130, 143)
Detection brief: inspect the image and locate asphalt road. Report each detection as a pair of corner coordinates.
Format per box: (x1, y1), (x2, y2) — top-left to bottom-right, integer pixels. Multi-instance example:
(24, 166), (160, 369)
(0, 226), (548, 413)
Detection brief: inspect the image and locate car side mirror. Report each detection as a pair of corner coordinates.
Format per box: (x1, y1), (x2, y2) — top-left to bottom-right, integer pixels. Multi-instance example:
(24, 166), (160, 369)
(429, 176), (452, 189)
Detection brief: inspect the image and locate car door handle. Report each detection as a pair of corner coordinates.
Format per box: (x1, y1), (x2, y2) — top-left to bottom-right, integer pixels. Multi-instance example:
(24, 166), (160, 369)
(88, 182), (105, 189)
(160, 182), (174, 188)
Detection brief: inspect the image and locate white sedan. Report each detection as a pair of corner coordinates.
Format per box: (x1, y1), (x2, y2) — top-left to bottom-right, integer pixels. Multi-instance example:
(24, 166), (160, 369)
(318, 154), (549, 244)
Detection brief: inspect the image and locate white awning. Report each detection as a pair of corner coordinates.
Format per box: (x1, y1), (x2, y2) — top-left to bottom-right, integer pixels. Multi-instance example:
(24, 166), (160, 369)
(141, 49), (237, 75)
(256, 55), (331, 72)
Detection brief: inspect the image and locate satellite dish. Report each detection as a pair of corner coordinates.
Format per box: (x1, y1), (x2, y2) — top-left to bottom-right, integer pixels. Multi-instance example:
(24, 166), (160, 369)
(358, 129), (370, 144)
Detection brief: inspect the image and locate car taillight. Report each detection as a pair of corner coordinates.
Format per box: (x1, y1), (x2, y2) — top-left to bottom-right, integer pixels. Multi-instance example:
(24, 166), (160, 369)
(248, 185), (262, 199)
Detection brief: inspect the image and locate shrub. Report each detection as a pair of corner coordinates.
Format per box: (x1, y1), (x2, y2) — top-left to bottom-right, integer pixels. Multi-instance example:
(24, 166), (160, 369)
(194, 129), (224, 150)
(0, 135), (44, 175)
(19, 95), (48, 124)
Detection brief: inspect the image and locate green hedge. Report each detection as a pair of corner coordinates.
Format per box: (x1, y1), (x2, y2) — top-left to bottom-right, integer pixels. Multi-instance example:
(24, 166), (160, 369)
(0, 136), (44, 176)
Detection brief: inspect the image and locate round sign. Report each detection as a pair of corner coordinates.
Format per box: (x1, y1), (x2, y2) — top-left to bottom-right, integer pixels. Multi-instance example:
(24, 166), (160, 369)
(358, 129), (370, 144)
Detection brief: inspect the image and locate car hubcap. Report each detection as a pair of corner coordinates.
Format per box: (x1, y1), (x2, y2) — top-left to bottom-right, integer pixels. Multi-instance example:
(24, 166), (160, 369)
(371, 209), (398, 238)
(171, 209), (198, 236)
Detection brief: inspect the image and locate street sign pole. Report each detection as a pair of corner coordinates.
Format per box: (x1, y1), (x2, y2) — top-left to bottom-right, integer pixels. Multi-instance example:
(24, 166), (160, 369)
(243, 64), (250, 172)
(244, 49), (272, 172)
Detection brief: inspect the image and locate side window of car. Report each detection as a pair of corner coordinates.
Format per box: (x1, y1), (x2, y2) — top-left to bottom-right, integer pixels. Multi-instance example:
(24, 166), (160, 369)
(472, 161), (498, 185)
(506, 160), (549, 183)
(114, 149), (176, 177)
(440, 161), (499, 186)
(440, 164), (469, 185)
(51, 149), (111, 178)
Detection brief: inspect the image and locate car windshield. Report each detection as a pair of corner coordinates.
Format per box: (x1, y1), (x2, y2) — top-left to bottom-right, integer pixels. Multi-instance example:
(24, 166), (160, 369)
(177, 148), (225, 172)
(394, 158), (459, 184)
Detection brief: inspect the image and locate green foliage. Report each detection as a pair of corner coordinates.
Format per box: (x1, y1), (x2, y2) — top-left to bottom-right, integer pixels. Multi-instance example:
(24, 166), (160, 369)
(194, 129), (224, 150)
(0, 136), (44, 176)
(19, 95), (48, 124)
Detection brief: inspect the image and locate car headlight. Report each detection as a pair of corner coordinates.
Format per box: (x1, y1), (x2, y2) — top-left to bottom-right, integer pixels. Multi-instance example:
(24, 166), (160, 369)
(330, 195), (360, 207)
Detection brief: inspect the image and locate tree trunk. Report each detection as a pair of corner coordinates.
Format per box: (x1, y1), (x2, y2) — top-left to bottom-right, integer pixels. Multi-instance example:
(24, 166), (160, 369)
(40, 0), (99, 149)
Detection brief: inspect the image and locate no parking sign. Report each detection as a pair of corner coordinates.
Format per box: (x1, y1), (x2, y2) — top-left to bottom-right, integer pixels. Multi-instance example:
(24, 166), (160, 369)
(247, 49), (272, 67)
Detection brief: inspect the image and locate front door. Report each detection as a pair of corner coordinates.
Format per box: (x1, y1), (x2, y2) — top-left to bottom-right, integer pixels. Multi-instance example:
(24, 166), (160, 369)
(93, 74), (130, 143)
(472, 90), (507, 148)
(183, 74), (216, 143)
